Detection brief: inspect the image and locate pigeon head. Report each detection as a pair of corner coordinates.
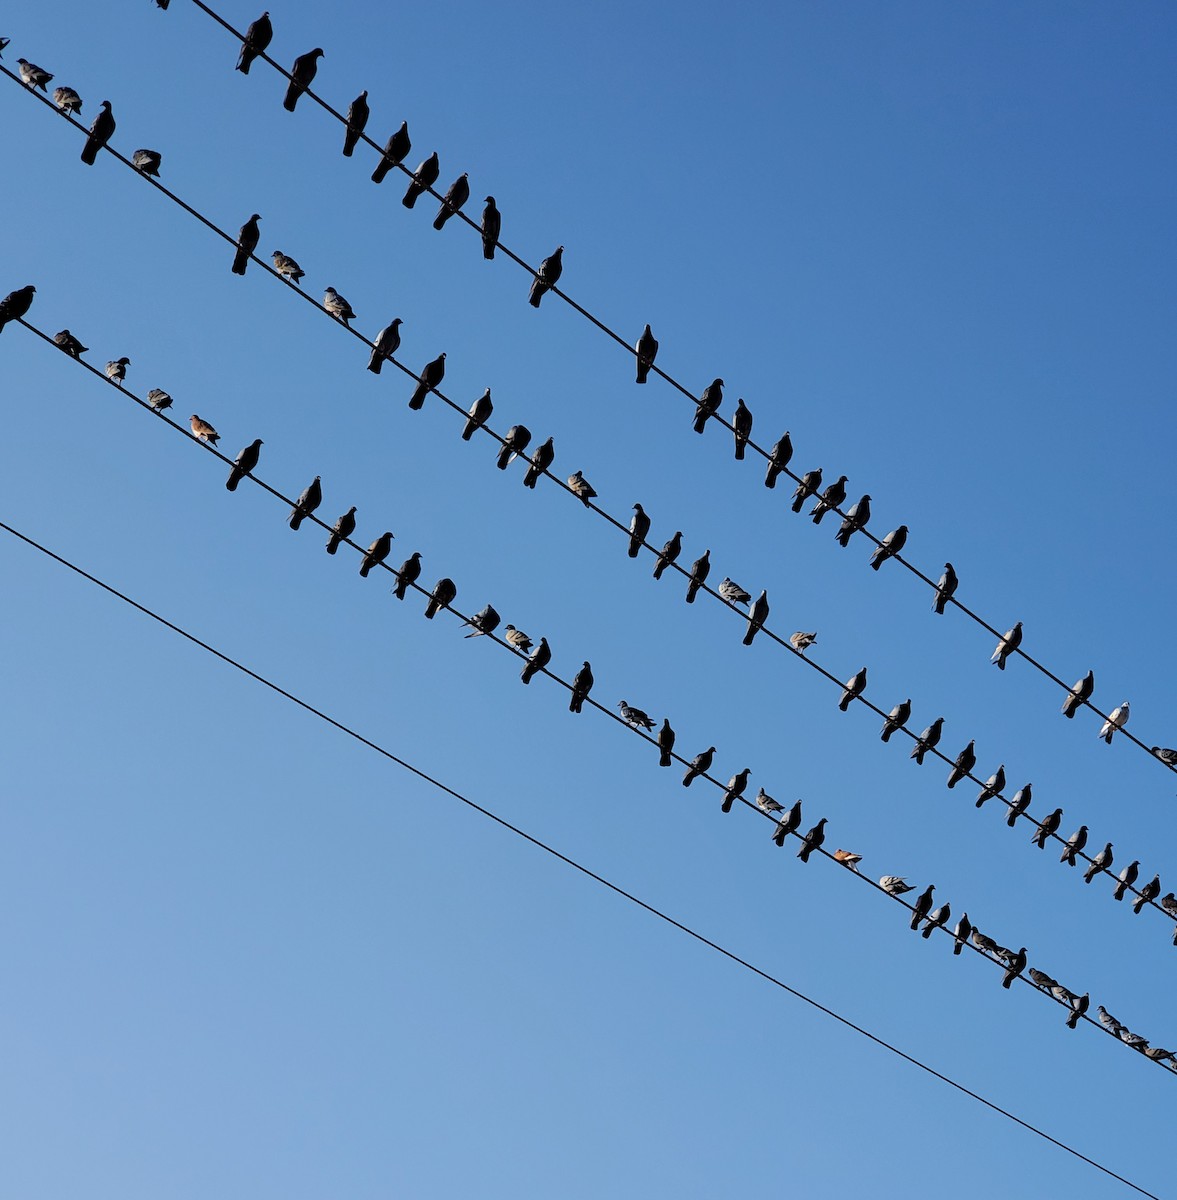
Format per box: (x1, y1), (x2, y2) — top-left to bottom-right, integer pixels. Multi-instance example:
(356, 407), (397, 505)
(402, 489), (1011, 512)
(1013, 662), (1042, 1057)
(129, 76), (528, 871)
(485, 194), (495, 202)
(311, 48), (325, 57)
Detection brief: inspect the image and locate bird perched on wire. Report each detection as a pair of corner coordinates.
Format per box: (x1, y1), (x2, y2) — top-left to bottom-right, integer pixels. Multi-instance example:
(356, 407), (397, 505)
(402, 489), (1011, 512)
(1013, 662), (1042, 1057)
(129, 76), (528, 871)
(810, 475), (847, 524)
(1098, 702), (1129, 744)
(521, 638), (551, 685)
(635, 324), (658, 383)
(693, 379), (723, 433)
(232, 214), (261, 275)
(371, 122), (412, 183)
(910, 717), (943, 765)
(832, 848), (862, 871)
(932, 563), (958, 614)
(1151, 746), (1177, 766)
(685, 550), (711, 603)
(732, 398), (753, 459)
(1005, 783), (1031, 827)
(921, 902), (950, 939)
(568, 662), (594, 714)
(945, 740), (976, 788)
(408, 352), (446, 410)
(52, 329), (87, 358)
(835, 495), (871, 547)
(657, 719), (675, 766)
(970, 929), (1001, 957)
(1001, 948), (1027, 989)
(790, 630), (817, 653)
(763, 432), (793, 489)
(909, 885), (934, 930)
(1059, 825), (1088, 867)
(1061, 671), (1094, 718)
(462, 604), (501, 639)
(567, 470), (597, 506)
(528, 245), (564, 307)
(52, 85), (82, 114)
(288, 477), (322, 530)
(975, 765), (1005, 808)
(272, 251), (305, 285)
(1133, 874), (1160, 914)
(1113, 860), (1140, 901)
(1084, 842), (1113, 884)
(402, 152), (441, 208)
(131, 148), (162, 177)
(652, 532), (682, 581)
(236, 11), (273, 74)
(147, 388), (172, 412)
(522, 438), (555, 489)
(424, 577), (457, 620)
(682, 747), (715, 788)
(771, 800), (803, 847)
(880, 699), (910, 742)
(189, 414), (220, 444)
(790, 468), (822, 513)
(481, 196), (500, 260)
(1028, 968), (1057, 991)
(628, 504), (650, 557)
(717, 578), (752, 605)
(325, 507), (357, 555)
(839, 668), (867, 712)
(323, 287), (356, 325)
(756, 789), (784, 816)
(1063, 991), (1089, 1030)
(991, 622), (1023, 671)
(367, 318), (403, 373)
(433, 173), (470, 230)
(342, 90), (370, 156)
(496, 425), (531, 470)
(503, 625), (533, 654)
(1030, 807), (1062, 849)
(743, 591), (769, 646)
(226, 438), (263, 491)
(462, 389), (493, 440)
(283, 47), (323, 112)
(952, 912), (971, 955)
(618, 700), (655, 731)
(105, 357), (130, 386)
(392, 551), (422, 600)
(1160, 892), (1177, 917)
(80, 100), (115, 165)
(797, 818), (827, 863)
(879, 876), (914, 897)
(721, 769), (750, 813)
(16, 58), (53, 90)
(1097, 1006), (1124, 1036)
(870, 525), (908, 571)
(359, 532), (393, 578)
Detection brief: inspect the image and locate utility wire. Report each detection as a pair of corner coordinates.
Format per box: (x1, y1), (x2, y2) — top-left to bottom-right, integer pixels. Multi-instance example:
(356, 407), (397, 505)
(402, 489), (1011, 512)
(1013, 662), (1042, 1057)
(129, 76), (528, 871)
(3, 66), (1170, 929)
(11, 312), (1173, 1074)
(0, 508), (1167, 1200)
(175, 0), (1177, 779)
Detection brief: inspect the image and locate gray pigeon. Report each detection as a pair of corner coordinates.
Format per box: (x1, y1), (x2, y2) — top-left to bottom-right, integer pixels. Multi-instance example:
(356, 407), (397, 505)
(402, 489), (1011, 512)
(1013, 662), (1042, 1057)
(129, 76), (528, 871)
(567, 470), (597, 506)
(232, 214), (261, 275)
(657, 719), (675, 767)
(146, 388), (172, 412)
(652, 532), (682, 580)
(952, 912), (971, 955)
(1084, 842), (1113, 884)
(628, 503), (651, 557)
(910, 885), (934, 930)
(839, 668), (867, 712)
(880, 699), (911, 742)
(52, 329), (87, 358)
(790, 468), (822, 513)
(288, 477), (322, 530)
(433, 173), (470, 230)
(569, 661), (594, 714)
(1061, 670), (1094, 718)
(682, 746), (715, 788)
(1065, 993), (1089, 1030)
(685, 550), (711, 603)
(392, 551), (422, 600)
(971, 929), (1001, 956)
(764, 432), (793, 489)
(1028, 968), (1057, 990)
(869, 525), (908, 571)
(236, 12), (273, 75)
(932, 563), (958, 615)
(226, 438), (263, 491)
(991, 622), (1023, 670)
(371, 122), (411, 183)
(618, 700), (655, 731)
(1031, 807), (1062, 849)
(1151, 746), (1177, 766)
(1097, 1005), (1124, 1036)
(1002, 948), (1027, 989)
(359, 532), (393, 578)
(1113, 860), (1140, 901)
(693, 378), (723, 434)
(325, 506), (357, 554)
(721, 768), (750, 813)
(520, 637), (551, 685)
(810, 475), (847, 524)
(408, 352), (446, 410)
(52, 86), (82, 115)
(528, 246), (563, 307)
(1132, 874), (1160, 914)
(131, 148), (162, 176)
(945, 740), (976, 788)
(367, 318), (403, 373)
(975, 765), (1005, 808)
(283, 48), (323, 112)
(732, 398), (753, 460)
(835, 495), (871, 547)
(523, 438), (555, 489)
(481, 196), (500, 259)
(496, 425), (531, 469)
(461, 604), (501, 639)
(635, 324), (658, 383)
(80, 100), (115, 165)
(755, 788), (783, 816)
(105, 357), (130, 386)
(462, 389), (493, 440)
(342, 90), (370, 156)
(1005, 783), (1032, 827)
(403, 152), (441, 208)
(743, 591), (769, 646)
(772, 800), (803, 846)
(323, 287), (356, 325)
(17, 59), (53, 91)
(910, 717), (943, 765)
(921, 902), (950, 939)
(424, 577), (457, 619)
(797, 818), (827, 863)
(1059, 825), (1088, 867)
(718, 578), (752, 605)
(272, 250), (305, 285)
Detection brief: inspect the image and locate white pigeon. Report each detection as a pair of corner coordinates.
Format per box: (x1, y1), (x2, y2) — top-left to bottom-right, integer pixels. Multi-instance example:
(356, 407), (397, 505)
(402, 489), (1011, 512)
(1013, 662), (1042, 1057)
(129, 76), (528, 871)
(1098, 702), (1129, 744)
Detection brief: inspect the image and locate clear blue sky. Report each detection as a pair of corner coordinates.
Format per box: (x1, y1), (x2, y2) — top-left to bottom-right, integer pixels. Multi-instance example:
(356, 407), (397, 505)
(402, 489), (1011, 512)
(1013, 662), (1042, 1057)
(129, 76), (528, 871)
(1, 2), (1175, 1196)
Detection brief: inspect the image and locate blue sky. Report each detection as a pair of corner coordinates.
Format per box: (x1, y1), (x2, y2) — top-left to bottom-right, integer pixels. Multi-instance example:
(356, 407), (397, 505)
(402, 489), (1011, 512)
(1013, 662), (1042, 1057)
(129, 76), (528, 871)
(1, 2), (1175, 1196)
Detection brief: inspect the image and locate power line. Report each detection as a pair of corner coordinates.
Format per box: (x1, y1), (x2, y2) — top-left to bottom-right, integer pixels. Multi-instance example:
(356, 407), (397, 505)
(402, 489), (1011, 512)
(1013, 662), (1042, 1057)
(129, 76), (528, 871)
(4, 69), (1168, 935)
(174, 0), (1177, 779)
(0, 509), (1165, 1199)
(10, 313), (1172, 1073)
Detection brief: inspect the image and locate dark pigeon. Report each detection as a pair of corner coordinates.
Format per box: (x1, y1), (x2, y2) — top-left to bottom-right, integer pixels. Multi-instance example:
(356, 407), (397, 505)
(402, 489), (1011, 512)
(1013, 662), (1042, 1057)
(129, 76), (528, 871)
(569, 661), (594, 714)
(764, 432), (793, 489)
(1031, 807), (1063, 849)
(772, 799), (803, 847)
(628, 503), (650, 557)
(880, 699), (911, 742)
(1061, 671), (1095, 719)
(921, 902), (950, 940)
(367, 318), (403, 374)
(392, 551), (422, 600)
(1059, 825), (1088, 867)
(520, 637), (551, 685)
(1113, 860), (1140, 901)
(635, 324), (658, 383)
(433, 173), (470, 230)
(910, 717), (943, 765)
(325, 506), (357, 554)
(408, 352), (446, 410)
(682, 747), (715, 788)
(528, 245), (563, 307)
(80, 100), (115, 165)
(283, 48), (323, 112)
(685, 550), (711, 603)
(343, 90), (370, 156)
(226, 438), (263, 491)
(910, 885), (934, 931)
(693, 378), (723, 434)
(1002, 948), (1027, 989)
(945, 740), (976, 788)
(424, 577), (457, 619)
(991, 622), (1023, 671)
(790, 468), (822, 514)
(359, 532), (393, 577)
(1133, 874), (1160, 915)
(975, 765), (1005, 808)
(732, 398), (753, 460)
(52, 329), (87, 358)
(869, 525), (908, 571)
(232, 213), (261, 275)
(402, 152), (440, 208)
(1005, 783), (1032, 827)
(839, 668), (867, 712)
(371, 123), (411, 184)
(721, 768), (750, 813)
(236, 12), (273, 74)
(652, 532), (682, 580)
(462, 604), (501, 639)
(462, 389), (493, 441)
(797, 818), (827, 863)
(952, 912), (971, 955)
(1084, 842), (1113, 884)
(743, 591), (769, 646)
(288, 477), (322, 530)
(932, 563), (958, 615)
(131, 149), (162, 176)
(657, 719), (675, 767)
(835, 494), (871, 547)
(810, 475), (847, 524)
(523, 437), (555, 489)
(496, 425), (531, 470)
(481, 196), (501, 259)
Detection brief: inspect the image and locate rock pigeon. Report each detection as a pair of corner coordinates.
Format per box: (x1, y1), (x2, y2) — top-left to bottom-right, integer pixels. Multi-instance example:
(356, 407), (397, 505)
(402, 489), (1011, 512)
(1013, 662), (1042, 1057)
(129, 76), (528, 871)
(1133, 874), (1160, 914)
(1098, 702), (1129, 744)
(521, 637), (551, 685)
(52, 85), (82, 115)
(1065, 992), (1089, 1029)
(839, 668), (867, 712)
(271, 250), (306, 285)
(1059, 825), (1088, 867)
(1113, 860), (1140, 901)
(635, 324), (658, 384)
(921, 902), (950, 939)
(764, 433), (793, 489)
(682, 746), (715, 788)
(991, 622), (1023, 671)
(283, 48), (323, 112)
(771, 800), (803, 846)
(367, 318), (403, 373)
(789, 631), (817, 652)
(523, 437), (555, 489)
(503, 625), (533, 654)
(693, 378), (723, 433)
(131, 148), (162, 176)
(797, 818), (827, 863)
(879, 876), (914, 896)
(325, 506), (357, 554)
(732, 398), (753, 459)
(52, 329), (87, 358)
(652, 532), (682, 580)
(147, 388), (172, 412)
(618, 700), (655, 731)
(496, 425), (531, 469)
(1005, 783), (1031, 827)
(952, 912), (971, 955)
(910, 717), (943, 765)
(869, 525), (908, 571)
(461, 604), (501, 639)
(528, 245), (563, 307)
(932, 563), (958, 615)
(105, 357), (130, 386)
(236, 11), (273, 74)
(743, 591), (769, 646)
(232, 213), (261, 275)
(1161, 892), (1177, 917)
(1030, 807), (1062, 849)
(80, 100), (115, 165)
(657, 719), (676, 766)
(567, 470), (597, 506)
(461, 389), (493, 440)
(1061, 671), (1094, 719)
(1097, 1005), (1124, 1036)
(433, 173), (470, 230)
(945, 740), (976, 788)
(17, 59), (53, 91)
(226, 438), (263, 491)
(424, 577), (457, 619)
(685, 550), (711, 603)
(190, 414), (220, 444)
(359, 532), (393, 578)
(1028, 968), (1057, 990)
(835, 495), (871, 547)
(402, 151), (441, 208)
(371, 122), (411, 183)
(481, 196), (500, 259)
(569, 661), (594, 714)
(971, 929), (1001, 956)
(1002, 948), (1027, 989)
(910, 885), (934, 930)
(288, 477), (322, 530)
(1084, 842), (1113, 884)
(323, 286), (356, 324)
(1151, 746), (1177, 766)
(832, 848), (862, 871)
(721, 768), (750, 813)
(880, 699), (911, 743)
(756, 788), (784, 816)
(810, 475), (847, 524)
(342, 90), (370, 156)
(718, 578), (752, 605)
(408, 352), (446, 410)
(628, 503), (651, 557)
(975, 765), (1005, 808)
(790, 468), (822, 513)
(392, 551), (422, 599)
